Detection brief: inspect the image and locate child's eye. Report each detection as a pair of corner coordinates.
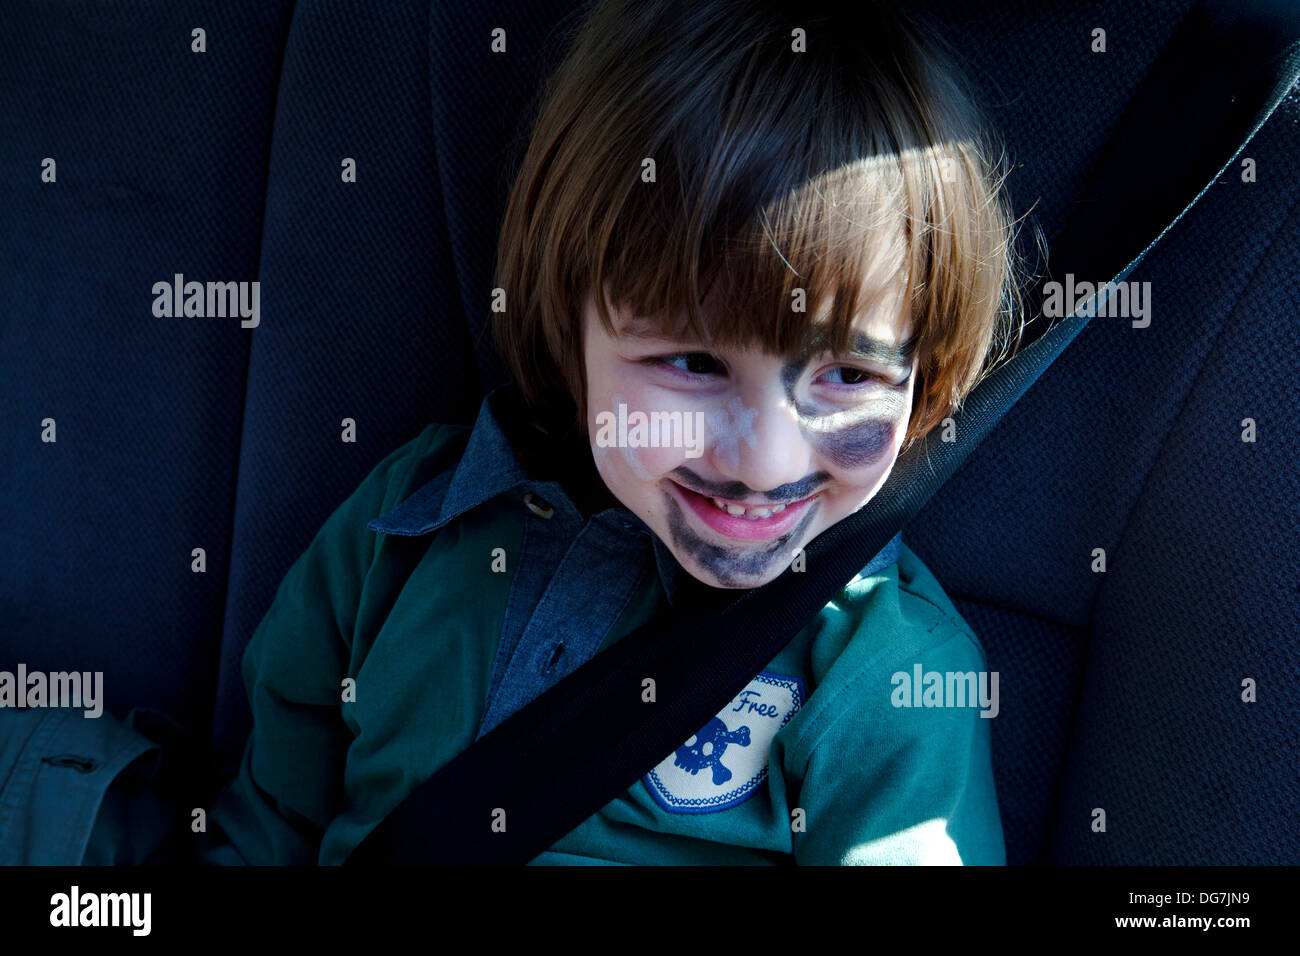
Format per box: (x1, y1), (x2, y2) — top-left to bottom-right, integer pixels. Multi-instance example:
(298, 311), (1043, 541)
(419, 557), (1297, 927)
(815, 366), (879, 387)
(653, 353), (725, 376)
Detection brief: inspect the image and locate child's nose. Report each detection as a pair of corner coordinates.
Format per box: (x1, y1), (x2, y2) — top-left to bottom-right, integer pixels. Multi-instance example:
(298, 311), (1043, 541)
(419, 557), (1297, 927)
(711, 391), (813, 497)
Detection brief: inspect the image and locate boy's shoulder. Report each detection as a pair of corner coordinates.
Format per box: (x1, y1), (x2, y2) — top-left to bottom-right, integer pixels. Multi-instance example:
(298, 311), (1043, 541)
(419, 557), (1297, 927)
(820, 538), (983, 670)
(378, 420), (474, 486)
(786, 539), (987, 758)
(892, 540), (985, 662)
(783, 543), (1005, 866)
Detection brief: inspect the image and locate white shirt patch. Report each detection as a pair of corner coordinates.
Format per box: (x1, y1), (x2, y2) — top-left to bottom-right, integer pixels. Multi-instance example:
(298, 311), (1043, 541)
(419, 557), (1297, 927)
(642, 671), (806, 814)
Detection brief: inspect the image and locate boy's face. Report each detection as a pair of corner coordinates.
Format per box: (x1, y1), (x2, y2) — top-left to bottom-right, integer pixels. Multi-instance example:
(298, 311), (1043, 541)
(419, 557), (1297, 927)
(582, 284), (919, 589)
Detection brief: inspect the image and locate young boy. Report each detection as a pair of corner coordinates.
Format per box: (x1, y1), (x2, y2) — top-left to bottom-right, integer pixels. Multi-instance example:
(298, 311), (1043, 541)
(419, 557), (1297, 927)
(200, 0), (1022, 865)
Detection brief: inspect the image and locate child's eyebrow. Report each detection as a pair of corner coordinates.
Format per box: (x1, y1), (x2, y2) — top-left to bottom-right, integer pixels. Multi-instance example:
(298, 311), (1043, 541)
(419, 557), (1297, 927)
(617, 315), (712, 344)
(804, 328), (919, 372)
(617, 316), (673, 339)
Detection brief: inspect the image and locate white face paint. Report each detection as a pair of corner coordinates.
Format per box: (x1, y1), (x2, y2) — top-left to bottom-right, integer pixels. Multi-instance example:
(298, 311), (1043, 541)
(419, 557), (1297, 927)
(703, 396), (760, 471)
(581, 284), (919, 589)
(609, 392), (654, 479)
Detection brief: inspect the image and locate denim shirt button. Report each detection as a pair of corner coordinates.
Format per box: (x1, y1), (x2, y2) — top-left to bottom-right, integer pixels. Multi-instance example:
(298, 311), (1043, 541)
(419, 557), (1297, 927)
(523, 491), (555, 519)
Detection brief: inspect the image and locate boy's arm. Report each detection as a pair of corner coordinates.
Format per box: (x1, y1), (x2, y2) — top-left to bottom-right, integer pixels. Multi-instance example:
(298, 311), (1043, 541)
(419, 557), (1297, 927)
(791, 628), (1006, 866)
(198, 427), (445, 865)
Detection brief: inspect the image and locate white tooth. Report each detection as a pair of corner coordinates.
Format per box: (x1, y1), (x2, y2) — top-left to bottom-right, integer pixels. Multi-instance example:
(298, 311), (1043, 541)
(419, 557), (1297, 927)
(749, 507), (772, 519)
(770, 503), (786, 513)
(725, 503), (746, 516)
(711, 497), (728, 511)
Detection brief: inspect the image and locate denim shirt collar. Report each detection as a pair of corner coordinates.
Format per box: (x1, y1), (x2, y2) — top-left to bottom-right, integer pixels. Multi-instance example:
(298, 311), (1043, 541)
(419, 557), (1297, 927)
(366, 384), (701, 601)
(367, 383), (902, 606)
(363, 386), (526, 537)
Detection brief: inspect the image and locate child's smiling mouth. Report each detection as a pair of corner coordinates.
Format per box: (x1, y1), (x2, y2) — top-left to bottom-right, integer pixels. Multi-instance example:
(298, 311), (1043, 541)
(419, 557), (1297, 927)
(666, 479), (822, 542)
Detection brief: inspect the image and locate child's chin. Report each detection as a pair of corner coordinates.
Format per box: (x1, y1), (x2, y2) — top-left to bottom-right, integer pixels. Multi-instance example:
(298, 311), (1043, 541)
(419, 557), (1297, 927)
(677, 555), (789, 591)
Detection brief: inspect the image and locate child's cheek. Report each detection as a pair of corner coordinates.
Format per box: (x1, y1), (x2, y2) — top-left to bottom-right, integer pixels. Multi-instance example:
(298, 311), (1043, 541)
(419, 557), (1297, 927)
(805, 417), (897, 471)
(589, 386), (704, 479)
(798, 361), (917, 493)
(817, 417), (909, 517)
(634, 444), (689, 477)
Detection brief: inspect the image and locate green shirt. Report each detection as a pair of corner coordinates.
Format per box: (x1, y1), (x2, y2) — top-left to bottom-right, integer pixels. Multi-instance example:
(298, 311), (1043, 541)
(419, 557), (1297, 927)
(199, 393), (1005, 866)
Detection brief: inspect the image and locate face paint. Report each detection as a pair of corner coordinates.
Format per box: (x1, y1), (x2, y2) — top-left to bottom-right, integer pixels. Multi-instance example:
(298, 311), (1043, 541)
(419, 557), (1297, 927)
(662, 486), (821, 587)
(582, 284), (918, 592)
(609, 392), (654, 479)
(703, 396), (759, 471)
(779, 354), (808, 397)
(671, 466), (829, 505)
(809, 417), (897, 470)
(779, 354), (910, 470)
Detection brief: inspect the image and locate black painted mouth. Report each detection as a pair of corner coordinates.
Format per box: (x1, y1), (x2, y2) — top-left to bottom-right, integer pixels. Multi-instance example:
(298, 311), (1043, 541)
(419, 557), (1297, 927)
(668, 466), (830, 507)
(670, 478), (822, 512)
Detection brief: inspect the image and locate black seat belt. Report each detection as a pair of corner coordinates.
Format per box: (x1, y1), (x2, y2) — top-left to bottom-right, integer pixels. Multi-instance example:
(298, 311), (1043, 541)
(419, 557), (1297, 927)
(346, 0), (1300, 866)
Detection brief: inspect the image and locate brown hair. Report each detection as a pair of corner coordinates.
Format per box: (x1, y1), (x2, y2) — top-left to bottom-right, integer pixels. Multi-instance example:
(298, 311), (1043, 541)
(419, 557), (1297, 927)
(493, 0), (1028, 453)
